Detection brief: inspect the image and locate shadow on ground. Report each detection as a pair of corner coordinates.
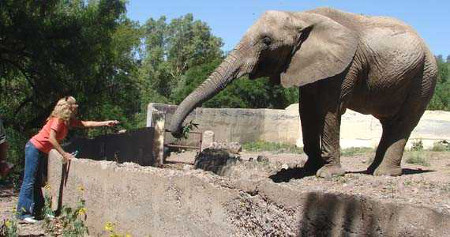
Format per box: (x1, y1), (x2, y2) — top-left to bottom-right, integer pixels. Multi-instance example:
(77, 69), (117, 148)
(270, 167), (434, 183)
(347, 168), (434, 175)
(269, 167), (316, 183)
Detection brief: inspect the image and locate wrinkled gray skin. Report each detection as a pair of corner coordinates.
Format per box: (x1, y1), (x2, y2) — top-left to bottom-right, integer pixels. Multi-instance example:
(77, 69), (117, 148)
(168, 8), (437, 178)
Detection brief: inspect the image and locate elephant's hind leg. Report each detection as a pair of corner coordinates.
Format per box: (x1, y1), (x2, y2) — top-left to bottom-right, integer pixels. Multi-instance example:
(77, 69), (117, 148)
(367, 120), (405, 176)
(368, 66), (435, 176)
(368, 105), (426, 176)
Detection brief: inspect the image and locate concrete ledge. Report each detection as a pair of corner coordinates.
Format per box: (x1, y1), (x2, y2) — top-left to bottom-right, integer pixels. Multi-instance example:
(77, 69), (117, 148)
(48, 150), (450, 236)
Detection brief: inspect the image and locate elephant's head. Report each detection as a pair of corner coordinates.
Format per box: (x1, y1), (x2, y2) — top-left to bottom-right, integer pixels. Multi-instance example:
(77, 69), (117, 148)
(168, 10), (358, 137)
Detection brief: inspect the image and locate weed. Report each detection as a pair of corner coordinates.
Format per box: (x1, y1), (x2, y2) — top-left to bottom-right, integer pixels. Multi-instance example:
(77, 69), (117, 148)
(242, 141), (303, 154)
(411, 140), (424, 151)
(0, 218), (18, 237)
(332, 176), (348, 184)
(405, 151), (430, 166)
(340, 147), (373, 156)
(42, 184), (89, 236)
(431, 141), (450, 152)
(179, 120), (199, 139)
(441, 184), (450, 193)
(104, 221), (133, 237)
(403, 180), (413, 186)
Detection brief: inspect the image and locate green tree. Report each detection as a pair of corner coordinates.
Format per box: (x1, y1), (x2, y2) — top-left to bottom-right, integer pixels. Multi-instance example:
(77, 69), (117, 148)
(138, 14), (223, 104)
(172, 59), (299, 109)
(428, 55), (450, 110)
(0, 0), (141, 173)
(0, 0), (137, 132)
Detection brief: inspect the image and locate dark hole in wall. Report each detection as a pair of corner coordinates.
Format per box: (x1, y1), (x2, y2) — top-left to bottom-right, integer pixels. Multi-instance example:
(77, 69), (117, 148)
(63, 127), (156, 166)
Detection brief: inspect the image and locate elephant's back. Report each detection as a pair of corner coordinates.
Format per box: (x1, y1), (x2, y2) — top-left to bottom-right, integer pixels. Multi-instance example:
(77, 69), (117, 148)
(310, 8), (427, 47)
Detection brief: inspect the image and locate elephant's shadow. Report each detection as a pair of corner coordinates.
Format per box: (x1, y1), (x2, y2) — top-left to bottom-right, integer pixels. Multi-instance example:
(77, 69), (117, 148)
(269, 167), (316, 183)
(269, 167), (434, 183)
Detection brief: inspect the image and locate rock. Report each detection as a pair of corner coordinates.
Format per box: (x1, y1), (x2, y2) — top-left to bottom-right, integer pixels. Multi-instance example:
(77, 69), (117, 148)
(257, 155), (269, 163)
(194, 148), (240, 175)
(228, 142), (242, 154)
(209, 141), (242, 154)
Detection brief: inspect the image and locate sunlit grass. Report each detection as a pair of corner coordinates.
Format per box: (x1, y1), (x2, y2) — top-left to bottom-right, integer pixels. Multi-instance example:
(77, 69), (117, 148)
(242, 141), (303, 154)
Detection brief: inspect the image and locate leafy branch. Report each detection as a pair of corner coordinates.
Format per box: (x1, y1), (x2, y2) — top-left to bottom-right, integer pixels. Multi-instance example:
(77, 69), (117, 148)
(180, 120), (199, 139)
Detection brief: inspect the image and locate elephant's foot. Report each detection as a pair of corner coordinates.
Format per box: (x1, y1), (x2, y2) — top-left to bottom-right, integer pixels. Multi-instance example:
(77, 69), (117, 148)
(366, 164), (377, 175)
(373, 165), (402, 176)
(303, 158), (325, 174)
(316, 164), (345, 179)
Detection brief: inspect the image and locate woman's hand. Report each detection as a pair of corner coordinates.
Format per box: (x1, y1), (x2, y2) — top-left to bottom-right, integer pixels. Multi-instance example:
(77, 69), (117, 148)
(104, 120), (120, 127)
(62, 152), (74, 163)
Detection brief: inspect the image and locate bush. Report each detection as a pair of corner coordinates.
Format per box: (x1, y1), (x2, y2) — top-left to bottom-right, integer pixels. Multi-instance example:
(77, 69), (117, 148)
(243, 141), (303, 154)
(431, 141), (450, 151)
(42, 185), (89, 236)
(405, 151), (429, 166)
(410, 140), (424, 151)
(0, 218), (18, 237)
(340, 147), (373, 156)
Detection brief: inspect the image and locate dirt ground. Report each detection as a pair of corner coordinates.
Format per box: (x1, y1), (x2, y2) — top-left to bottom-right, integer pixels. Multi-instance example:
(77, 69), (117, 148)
(166, 149), (450, 212)
(1, 149), (450, 236)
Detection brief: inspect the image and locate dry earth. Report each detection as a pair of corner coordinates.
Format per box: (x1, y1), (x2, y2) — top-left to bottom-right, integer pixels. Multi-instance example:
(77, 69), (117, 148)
(166, 149), (450, 214)
(1, 149), (450, 236)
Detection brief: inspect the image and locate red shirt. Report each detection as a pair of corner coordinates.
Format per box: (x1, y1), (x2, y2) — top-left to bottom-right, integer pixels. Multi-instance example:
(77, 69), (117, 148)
(30, 117), (80, 154)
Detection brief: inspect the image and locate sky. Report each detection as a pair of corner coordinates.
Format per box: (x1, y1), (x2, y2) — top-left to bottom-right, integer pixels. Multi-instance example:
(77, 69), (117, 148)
(127, 0), (450, 57)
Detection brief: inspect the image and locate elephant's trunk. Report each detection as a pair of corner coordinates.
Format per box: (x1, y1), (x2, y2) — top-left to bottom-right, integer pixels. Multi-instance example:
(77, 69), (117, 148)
(168, 50), (244, 137)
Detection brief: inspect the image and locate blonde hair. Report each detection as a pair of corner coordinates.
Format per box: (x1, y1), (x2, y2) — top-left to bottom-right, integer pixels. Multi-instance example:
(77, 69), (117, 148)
(48, 96), (77, 123)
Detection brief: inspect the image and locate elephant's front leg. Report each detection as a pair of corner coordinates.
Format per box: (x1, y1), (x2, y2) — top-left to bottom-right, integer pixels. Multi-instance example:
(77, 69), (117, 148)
(300, 85), (345, 178)
(316, 110), (346, 178)
(300, 88), (324, 173)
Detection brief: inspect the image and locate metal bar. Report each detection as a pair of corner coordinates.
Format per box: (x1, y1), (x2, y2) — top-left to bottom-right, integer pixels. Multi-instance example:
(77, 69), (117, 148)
(164, 131), (202, 135)
(165, 144), (200, 149)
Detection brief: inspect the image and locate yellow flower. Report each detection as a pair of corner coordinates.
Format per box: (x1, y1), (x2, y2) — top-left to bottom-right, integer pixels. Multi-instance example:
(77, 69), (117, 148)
(78, 185), (85, 192)
(78, 207), (87, 216)
(104, 222), (115, 232)
(125, 234), (132, 237)
(44, 183), (51, 191)
(5, 220), (12, 227)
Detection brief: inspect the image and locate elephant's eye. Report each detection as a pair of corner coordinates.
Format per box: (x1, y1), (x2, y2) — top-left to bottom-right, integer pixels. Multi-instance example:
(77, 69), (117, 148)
(262, 36), (272, 46)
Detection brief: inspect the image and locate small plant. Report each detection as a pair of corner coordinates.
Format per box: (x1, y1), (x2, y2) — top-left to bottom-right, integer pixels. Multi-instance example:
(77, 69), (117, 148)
(406, 151), (430, 166)
(0, 218), (18, 237)
(242, 141), (303, 154)
(332, 176), (348, 184)
(179, 120), (199, 139)
(340, 147), (373, 156)
(104, 221), (132, 237)
(411, 140), (424, 151)
(43, 184), (89, 236)
(403, 180), (413, 186)
(431, 141), (450, 151)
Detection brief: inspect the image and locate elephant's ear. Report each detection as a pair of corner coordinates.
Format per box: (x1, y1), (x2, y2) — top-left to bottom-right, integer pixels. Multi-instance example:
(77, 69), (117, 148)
(281, 13), (358, 87)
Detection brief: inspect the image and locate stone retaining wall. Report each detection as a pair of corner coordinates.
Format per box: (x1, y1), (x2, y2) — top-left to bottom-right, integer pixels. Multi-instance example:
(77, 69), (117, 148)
(148, 103), (450, 149)
(47, 151), (450, 236)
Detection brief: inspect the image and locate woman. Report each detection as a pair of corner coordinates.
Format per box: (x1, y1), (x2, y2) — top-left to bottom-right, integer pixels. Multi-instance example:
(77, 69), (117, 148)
(16, 96), (119, 223)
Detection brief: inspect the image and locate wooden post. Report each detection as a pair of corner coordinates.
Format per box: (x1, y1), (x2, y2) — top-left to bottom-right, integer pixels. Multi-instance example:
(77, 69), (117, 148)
(151, 110), (166, 166)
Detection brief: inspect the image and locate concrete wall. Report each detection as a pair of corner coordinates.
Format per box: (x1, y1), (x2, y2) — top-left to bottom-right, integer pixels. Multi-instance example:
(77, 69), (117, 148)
(148, 103), (450, 149)
(64, 128), (156, 166)
(47, 151), (450, 236)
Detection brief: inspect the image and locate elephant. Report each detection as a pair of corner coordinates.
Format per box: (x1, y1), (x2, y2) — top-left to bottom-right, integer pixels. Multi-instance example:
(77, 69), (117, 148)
(167, 8), (437, 178)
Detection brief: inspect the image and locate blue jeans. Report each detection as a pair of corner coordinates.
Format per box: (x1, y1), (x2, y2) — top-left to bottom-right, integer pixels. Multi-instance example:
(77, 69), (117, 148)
(16, 141), (47, 219)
